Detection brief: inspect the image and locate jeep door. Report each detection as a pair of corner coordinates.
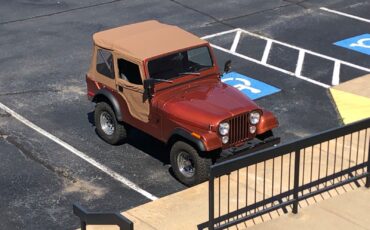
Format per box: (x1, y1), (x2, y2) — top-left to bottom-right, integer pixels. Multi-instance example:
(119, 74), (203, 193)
(114, 54), (163, 139)
(113, 56), (150, 123)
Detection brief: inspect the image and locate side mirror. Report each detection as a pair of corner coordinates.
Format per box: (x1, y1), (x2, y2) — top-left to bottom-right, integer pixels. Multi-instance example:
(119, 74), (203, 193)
(143, 79), (155, 100)
(224, 60), (232, 74)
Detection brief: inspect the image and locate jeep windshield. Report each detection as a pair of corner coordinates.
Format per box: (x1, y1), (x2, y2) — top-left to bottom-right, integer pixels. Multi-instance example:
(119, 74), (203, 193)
(148, 46), (213, 80)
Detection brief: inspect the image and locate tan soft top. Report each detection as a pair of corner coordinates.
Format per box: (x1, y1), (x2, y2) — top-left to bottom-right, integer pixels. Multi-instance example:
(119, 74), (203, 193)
(93, 20), (208, 61)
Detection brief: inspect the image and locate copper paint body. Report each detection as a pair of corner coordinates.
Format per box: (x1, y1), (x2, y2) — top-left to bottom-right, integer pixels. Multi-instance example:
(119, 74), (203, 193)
(86, 21), (278, 152)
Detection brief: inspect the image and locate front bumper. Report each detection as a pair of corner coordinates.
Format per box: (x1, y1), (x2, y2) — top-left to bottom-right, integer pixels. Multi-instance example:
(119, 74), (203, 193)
(219, 136), (280, 161)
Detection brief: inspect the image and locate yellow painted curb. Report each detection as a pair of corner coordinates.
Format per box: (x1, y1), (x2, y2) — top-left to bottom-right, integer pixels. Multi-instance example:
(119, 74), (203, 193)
(330, 88), (370, 124)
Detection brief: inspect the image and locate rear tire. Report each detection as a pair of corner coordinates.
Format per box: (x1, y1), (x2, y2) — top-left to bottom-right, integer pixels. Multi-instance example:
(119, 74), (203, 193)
(170, 141), (211, 186)
(94, 102), (127, 145)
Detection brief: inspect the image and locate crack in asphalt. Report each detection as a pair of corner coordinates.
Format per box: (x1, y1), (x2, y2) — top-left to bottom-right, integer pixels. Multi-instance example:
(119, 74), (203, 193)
(285, 0), (310, 10)
(169, 0), (235, 28)
(283, 0), (306, 3)
(0, 0), (124, 25)
(171, 0), (309, 27)
(0, 111), (11, 117)
(0, 129), (77, 183)
(0, 0), (309, 28)
(0, 89), (61, 97)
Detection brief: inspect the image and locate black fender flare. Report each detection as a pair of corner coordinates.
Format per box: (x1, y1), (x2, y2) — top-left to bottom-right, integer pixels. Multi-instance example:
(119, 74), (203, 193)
(92, 89), (123, 121)
(169, 128), (206, 152)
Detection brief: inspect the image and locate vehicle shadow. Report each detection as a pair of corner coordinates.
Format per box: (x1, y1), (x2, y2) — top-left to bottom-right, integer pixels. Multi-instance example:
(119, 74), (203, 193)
(87, 111), (95, 126)
(87, 111), (171, 165)
(126, 128), (171, 165)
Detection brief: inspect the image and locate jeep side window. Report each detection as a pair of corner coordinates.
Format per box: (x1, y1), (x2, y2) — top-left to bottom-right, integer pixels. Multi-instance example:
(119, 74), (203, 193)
(117, 58), (143, 85)
(96, 49), (114, 79)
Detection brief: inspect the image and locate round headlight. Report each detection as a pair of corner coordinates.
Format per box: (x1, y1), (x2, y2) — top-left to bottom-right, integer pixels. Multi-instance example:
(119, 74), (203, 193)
(249, 125), (256, 134)
(221, 136), (229, 144)
(250, 111), (261, 125)
(219, 122), (230, 135)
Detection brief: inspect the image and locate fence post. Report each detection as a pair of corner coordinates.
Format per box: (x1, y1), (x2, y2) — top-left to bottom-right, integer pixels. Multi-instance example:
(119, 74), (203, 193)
(209, 173), (215, 230)
(366, 138), (370, 188)
(81, 221), (86, 230)
(292, 150), (300, 214)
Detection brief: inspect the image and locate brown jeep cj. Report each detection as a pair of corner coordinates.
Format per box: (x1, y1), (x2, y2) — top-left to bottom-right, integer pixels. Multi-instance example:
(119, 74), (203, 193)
(86, 20), (279, 185)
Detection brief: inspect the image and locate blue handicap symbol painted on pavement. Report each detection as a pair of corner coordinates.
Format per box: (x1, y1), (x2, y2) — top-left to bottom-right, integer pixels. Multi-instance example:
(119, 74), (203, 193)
(221, 72), (280, 100)
(334, 34), (370, 55)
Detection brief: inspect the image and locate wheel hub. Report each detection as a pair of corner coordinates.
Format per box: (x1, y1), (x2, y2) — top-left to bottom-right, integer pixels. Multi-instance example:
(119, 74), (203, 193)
(177, 151), (195, 178)
(100, 111), (115, 135)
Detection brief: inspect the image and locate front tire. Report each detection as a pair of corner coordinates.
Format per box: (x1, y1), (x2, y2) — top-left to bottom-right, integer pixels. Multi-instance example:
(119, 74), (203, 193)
(170, 141), (211, 186)
(94, 102), (127, 145)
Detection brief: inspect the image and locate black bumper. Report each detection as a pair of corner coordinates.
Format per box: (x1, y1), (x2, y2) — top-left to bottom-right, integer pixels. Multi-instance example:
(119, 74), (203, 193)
(218, 136), (280, 161)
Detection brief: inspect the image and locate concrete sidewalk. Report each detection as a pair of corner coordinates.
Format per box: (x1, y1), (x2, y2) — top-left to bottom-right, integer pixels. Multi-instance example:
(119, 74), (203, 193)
(250, 188), (370, 230)
(84, 184), (370, 230)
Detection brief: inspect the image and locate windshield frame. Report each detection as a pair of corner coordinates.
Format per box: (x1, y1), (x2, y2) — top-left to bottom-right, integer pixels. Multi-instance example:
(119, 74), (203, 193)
(145, 44), (215, 82)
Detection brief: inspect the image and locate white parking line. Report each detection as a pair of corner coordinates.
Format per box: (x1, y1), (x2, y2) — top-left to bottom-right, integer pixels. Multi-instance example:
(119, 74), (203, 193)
(202, 29), (370, 87)
(295, 50), (305, 76)
(320, 7), (370, 23)
(210, 43), (330, 88)
(201, 28), (239, 40)
(0, 102), (158, 201)
(332, 61), (341, 85)
(261, 39), (273, 64)
(230, 30), (242, 53)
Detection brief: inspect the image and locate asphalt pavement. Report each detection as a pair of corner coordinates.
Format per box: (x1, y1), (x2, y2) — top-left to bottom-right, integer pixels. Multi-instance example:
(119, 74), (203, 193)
(0, 0), (369, 229)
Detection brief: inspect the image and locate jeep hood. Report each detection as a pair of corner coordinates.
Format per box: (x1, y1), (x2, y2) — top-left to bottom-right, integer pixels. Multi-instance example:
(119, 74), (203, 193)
(162, 81), (259, 129)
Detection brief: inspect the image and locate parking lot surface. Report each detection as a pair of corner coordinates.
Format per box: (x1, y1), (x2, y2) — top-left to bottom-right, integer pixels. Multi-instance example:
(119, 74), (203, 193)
(0, 0), (369, 229)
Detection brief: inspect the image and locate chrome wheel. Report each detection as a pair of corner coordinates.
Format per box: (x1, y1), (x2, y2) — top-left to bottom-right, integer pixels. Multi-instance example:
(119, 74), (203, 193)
(100, 111), (115, 135)
(177, 151), (195, 178)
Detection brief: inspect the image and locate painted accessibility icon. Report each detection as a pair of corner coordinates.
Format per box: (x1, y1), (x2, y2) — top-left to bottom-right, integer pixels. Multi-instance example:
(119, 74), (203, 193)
(350, 38), (370, 49)
(221, 72), (280, 100)
(335, 34), (370, 55)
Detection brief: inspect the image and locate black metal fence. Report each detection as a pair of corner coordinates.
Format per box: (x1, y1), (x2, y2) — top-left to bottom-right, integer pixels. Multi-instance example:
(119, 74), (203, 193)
(73, 203), (133, 230)
(200, 118), (370, 230)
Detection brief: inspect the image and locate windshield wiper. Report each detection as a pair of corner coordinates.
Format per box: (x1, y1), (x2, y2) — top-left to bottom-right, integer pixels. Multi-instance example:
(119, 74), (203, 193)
(151, 78), (173, 83)
(178, 72), (200, 76)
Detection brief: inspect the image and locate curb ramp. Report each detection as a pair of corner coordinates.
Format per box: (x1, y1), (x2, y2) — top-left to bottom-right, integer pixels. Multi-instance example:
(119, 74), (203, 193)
(330, 74), (370, 124)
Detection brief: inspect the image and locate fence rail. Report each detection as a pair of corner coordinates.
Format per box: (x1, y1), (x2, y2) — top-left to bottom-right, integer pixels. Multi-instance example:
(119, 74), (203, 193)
(201, 118), (370, 230)
(73, 203), (133, 230)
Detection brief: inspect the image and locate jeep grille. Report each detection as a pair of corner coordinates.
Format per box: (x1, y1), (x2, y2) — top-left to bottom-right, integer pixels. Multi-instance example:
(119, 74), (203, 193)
(227, 113), (250, 146)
